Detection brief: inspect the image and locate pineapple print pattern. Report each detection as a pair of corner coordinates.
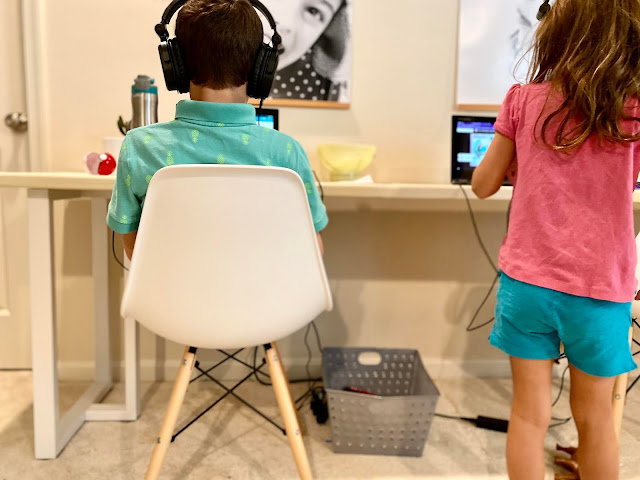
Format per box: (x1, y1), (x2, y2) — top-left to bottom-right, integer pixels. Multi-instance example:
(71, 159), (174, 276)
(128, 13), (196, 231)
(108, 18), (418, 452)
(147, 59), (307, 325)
(266, 158), (271, 166)
(146, 175), (152, 184)
(217, 153), (225, 164)
(125, 174), (131, 187)
(144, 134), (151, 144)
(192, 130), (200, 144)
(242, 134), (250, 145)
(167, 151), (174, 166)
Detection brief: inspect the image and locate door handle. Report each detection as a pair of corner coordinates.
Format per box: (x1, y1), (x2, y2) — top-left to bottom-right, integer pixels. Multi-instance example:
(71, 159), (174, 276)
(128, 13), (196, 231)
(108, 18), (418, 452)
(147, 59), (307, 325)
(4, 112), (28, 132)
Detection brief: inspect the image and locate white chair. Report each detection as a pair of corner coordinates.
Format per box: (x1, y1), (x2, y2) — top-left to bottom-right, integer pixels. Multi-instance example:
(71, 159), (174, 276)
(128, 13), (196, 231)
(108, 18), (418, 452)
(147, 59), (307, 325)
(121, 165), (332, 480)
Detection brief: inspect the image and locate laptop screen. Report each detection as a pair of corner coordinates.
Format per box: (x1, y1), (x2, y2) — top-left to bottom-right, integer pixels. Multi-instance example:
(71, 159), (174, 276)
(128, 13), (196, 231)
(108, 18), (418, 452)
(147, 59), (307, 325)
(256, 108), (279, 130)
(451, 115), (498, 184)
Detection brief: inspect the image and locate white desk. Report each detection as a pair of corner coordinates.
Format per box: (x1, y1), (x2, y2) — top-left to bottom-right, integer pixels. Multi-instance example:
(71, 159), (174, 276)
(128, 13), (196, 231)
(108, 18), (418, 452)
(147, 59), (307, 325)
(5, 172), (634, 459)
(0, 173), (139, 459)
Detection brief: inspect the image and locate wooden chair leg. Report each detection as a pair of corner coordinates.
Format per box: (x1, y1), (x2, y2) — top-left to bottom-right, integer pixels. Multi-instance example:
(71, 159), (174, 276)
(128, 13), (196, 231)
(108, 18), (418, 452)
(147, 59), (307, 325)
(265, 342), (313, 480)
(272, 342), (302, 426)
(146, 347), (197, 480)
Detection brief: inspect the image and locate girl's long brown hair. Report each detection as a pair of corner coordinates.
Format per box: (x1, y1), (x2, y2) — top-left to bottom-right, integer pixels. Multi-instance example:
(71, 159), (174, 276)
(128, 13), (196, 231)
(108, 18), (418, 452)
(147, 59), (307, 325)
(528, 0), (640, 150)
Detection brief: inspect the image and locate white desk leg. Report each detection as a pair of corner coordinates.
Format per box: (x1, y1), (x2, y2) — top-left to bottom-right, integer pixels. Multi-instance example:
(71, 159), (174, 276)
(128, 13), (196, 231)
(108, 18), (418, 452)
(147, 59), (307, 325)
(123, 254), (140, 419)
(124, 315), (140, 420)
(27, 190), (59, 459)
(86, 225), (140, 422)
(91, 198), (112, 386)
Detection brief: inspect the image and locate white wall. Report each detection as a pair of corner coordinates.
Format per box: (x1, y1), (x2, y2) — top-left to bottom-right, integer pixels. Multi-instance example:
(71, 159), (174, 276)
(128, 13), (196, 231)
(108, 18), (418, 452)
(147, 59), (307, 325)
(37, 0), (516, 380)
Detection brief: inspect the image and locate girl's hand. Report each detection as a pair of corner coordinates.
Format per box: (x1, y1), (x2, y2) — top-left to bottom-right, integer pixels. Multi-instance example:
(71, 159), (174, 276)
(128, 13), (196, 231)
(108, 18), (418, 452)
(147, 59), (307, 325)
(635, 291), (640, 301)
(471, 132), (516, 199)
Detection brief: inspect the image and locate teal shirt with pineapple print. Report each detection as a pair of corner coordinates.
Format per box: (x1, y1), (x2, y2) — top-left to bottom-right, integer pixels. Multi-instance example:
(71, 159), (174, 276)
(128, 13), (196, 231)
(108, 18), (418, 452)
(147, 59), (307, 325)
(106, 100), (328, 234)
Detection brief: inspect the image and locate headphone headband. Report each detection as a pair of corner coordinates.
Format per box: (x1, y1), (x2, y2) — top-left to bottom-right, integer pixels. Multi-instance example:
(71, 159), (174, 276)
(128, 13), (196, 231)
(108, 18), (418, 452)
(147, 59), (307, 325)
(156, 0), (280, 46)
(155, 0), (280, 98)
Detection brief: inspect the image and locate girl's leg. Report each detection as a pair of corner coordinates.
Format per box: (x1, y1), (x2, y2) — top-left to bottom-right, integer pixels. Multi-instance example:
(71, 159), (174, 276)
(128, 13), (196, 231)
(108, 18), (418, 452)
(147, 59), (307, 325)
(507, 357), (554, 480)
(568, 364), (619, 480)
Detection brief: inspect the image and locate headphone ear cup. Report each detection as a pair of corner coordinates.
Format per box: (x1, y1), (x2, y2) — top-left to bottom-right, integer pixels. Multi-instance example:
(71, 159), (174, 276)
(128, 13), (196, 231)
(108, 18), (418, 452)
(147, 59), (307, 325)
(248, 43), (279, 99)
(158, 43), (178, 91)
(537, 1), (551, 20)
(168, 38), (190, 94)
(248, 44), (268, 99)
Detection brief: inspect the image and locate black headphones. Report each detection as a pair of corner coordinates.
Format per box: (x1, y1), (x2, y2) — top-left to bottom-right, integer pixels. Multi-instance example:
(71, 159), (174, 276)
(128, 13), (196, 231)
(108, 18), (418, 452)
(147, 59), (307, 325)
(155, 0), (281, 99)
(537, 0), (551, 20)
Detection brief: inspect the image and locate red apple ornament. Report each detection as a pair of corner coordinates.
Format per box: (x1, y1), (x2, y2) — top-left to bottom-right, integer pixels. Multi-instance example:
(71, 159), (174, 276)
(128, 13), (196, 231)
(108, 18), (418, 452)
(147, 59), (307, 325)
(98, 153), (116, 175)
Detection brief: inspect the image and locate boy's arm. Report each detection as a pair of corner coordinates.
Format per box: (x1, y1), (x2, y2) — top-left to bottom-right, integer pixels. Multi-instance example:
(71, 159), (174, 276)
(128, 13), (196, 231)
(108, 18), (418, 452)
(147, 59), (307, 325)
(292, 141), (329, 233)
(471, 132), (515, 198)
(106, 135), (143, 248)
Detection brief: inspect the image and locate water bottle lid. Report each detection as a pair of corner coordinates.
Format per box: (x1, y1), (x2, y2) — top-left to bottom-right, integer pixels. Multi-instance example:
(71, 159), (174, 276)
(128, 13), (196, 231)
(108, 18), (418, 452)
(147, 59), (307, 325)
(132, 75), (158, 94)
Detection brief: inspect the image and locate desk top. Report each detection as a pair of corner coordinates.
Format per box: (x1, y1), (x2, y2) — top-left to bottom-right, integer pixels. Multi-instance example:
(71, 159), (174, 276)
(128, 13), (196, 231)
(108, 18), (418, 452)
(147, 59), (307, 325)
(4, 172), (640, 212)
(0, 171), (508, 200)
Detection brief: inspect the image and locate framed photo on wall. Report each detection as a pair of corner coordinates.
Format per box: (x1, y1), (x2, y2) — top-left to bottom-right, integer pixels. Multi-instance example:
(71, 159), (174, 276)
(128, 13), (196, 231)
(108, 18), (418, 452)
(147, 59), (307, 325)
(456, 0), (540, 110)
(251, 0), (352, 110)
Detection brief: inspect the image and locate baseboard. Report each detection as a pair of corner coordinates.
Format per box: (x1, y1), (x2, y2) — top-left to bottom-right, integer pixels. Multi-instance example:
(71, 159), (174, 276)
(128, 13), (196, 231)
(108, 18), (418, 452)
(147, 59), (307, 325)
(57, 357), (520, 382)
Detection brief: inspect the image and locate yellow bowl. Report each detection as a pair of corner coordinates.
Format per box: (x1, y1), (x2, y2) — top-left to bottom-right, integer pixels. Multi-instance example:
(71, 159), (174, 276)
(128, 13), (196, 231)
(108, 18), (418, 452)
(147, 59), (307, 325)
(318, 144), (376, 181)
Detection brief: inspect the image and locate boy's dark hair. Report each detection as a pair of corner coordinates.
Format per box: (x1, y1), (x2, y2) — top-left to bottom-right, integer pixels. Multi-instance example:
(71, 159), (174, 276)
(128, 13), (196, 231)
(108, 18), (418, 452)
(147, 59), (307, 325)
(176, 0), (263, 90)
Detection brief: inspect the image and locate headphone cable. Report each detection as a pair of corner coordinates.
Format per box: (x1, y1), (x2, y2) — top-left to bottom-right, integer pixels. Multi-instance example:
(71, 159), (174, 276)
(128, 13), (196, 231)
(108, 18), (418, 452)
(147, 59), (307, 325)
(112, 231), (129, 271)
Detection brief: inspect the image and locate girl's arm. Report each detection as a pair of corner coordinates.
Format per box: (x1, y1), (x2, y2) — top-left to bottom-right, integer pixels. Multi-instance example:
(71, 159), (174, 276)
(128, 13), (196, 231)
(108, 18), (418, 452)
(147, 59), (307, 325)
(471, 132), (516, 198)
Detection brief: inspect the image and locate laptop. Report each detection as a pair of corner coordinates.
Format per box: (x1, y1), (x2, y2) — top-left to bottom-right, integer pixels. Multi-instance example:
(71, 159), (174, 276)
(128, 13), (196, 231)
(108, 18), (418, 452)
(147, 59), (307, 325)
(451, 115), (502, 184)
(256, 108), (279, 130)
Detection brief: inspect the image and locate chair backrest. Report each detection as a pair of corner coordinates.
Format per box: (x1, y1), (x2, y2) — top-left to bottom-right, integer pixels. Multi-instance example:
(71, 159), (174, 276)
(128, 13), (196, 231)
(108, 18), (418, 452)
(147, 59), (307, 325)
(121, 165), (332, 349)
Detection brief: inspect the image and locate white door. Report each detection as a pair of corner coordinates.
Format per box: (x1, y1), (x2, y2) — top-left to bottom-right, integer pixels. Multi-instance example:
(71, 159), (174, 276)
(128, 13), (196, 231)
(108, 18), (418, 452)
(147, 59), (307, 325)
(0, 0), (32, 368)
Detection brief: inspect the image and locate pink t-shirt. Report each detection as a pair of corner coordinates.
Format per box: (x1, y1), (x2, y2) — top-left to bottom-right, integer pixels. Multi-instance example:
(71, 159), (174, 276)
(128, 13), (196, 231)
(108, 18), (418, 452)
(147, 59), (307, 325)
(496, 83), (640, 303)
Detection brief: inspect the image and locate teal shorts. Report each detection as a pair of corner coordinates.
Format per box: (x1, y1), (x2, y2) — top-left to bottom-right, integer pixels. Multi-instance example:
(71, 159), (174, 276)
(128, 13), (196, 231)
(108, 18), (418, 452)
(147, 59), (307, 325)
(490, 272), (637, 377)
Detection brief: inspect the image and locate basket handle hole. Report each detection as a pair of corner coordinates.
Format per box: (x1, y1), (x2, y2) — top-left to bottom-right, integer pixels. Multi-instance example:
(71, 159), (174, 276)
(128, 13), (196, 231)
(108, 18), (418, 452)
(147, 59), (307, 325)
(357, 352), (382, 366)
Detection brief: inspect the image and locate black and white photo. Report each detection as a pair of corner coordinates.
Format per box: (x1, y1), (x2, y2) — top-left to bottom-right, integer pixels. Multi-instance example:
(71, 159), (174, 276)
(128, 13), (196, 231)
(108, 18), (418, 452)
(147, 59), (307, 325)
(260, 0), (352, 105)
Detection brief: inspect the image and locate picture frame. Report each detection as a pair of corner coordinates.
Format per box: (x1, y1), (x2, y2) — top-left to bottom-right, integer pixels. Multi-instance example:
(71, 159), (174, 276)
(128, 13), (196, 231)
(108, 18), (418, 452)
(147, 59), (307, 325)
(456, 0), (538, 110)
(255, 0), (352, 109)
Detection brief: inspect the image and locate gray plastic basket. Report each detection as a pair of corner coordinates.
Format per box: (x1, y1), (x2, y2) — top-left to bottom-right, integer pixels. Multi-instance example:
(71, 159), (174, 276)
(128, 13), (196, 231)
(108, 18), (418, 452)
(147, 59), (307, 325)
(322, 347), (439, 457)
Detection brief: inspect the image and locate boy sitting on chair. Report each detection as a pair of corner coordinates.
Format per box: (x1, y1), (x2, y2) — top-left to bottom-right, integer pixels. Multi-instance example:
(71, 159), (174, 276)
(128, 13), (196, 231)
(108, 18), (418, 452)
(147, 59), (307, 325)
(106, 0), (328, 258)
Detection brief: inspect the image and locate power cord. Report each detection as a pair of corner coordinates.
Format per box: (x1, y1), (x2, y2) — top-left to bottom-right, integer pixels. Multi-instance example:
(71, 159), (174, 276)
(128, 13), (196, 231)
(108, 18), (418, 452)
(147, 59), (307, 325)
(466, 273), (499, 332)
(313, 170), (324, 201)
(434, 353), (571, 432)
(458, 183), (504, 331)
(112, 231), (129, 271)
(459, 184), (499, 274)
(250, 321), (328, 420)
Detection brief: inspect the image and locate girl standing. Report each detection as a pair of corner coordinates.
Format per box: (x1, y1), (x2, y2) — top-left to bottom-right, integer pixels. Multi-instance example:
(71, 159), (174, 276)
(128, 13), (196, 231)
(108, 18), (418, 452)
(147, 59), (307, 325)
(472, 1), (640, 478)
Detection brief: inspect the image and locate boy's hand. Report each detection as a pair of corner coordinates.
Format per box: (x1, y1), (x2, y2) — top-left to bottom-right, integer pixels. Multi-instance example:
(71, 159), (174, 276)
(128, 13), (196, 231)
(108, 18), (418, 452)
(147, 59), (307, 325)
(123, 231), (137, 260)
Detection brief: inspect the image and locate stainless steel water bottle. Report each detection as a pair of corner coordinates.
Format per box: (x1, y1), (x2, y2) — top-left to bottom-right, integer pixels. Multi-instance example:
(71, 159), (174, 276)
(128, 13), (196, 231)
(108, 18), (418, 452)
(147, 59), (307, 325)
(117, 75), (158, 134)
